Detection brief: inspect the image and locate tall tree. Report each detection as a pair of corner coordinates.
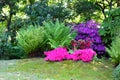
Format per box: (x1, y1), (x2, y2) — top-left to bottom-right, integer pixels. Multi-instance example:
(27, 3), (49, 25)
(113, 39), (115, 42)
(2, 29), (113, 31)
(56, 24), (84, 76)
(95, 0), (116, 18)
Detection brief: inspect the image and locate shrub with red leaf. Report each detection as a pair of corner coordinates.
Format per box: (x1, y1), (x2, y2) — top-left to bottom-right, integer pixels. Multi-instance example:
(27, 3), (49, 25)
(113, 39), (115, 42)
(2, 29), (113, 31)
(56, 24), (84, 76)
(71, 39), (92, 50)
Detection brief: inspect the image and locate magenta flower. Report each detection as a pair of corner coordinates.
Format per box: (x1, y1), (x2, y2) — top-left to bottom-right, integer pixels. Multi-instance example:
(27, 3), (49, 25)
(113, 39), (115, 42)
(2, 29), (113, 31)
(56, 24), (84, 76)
(44, 47), (96, 62)
(44, 47), (69, 61)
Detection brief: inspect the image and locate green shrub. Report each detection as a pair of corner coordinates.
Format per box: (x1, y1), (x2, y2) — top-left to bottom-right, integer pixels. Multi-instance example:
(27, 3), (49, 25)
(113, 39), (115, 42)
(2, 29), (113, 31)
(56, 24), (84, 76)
(99, 7), (120, 47)
(43, 20), (76, 49)
(7, 44), (27, 59)
(0, 26), (26, 59)
(0, 24), (7, 59)
(113, 64), (120, 80)
(25, 0), (72, 25)
(0, 25), (5, 37)
(0, 33), (7, 59)
(106, 37), (120, 66)
(74, 0), (99, 21)
(17, 25), (44, 54)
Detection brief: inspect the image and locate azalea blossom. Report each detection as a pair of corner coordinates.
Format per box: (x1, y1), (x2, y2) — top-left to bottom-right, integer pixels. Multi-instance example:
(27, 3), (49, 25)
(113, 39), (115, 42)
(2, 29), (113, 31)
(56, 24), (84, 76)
(44, 47), (96, 62)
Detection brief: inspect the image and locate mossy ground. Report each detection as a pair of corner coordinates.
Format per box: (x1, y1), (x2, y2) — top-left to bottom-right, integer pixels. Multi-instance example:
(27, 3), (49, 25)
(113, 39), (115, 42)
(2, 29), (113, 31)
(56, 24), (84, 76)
(0, 58), (114, 80)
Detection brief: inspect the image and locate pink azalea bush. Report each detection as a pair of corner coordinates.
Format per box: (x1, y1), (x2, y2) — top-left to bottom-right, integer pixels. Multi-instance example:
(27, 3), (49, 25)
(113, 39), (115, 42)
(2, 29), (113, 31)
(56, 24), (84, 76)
(44, 47), (71, 61)
(72, 49), (96, 62)
(44, 47), (96, 62)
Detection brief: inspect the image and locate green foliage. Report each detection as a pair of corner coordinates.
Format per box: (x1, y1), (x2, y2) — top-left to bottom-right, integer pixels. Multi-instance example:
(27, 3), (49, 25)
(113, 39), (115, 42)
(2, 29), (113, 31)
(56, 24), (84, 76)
(74, 0), (100, 21)
(106, 37), (120, 66)
(25, 0), (50, 25)
(17, 25), (44, 54)
(99, 7), (120, 46)
(6, 43), (26, 59)
(0, 30), (26, 59)
(25, 0), (71, 25)
(0, 32), (8, 59)
(0, 23), (5, 36)
(43, 20), (76, 49)
(29, 0), (35, 4)
(50, 3), (71, 22)
(0, 23), (8, 59)
(113, 64), (120, 80)
(74, 0), (98, 14)
(0, 0), (24, 59)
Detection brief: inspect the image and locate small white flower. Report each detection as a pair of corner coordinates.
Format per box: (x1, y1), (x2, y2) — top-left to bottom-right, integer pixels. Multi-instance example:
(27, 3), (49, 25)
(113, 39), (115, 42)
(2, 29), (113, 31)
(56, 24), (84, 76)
(97, 25), (100, 28)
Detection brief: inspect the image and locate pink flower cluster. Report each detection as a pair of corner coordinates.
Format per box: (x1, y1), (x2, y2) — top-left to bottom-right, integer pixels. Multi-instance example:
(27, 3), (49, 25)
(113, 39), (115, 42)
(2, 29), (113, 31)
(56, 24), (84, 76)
(44, 47), (96, 62)
(44, 47), (71, 61)
(72, 49), (96, 62)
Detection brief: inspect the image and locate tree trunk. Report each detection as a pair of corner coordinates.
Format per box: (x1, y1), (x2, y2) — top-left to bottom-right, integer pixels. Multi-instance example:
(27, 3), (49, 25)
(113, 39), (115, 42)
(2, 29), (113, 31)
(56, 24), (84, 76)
(7, 7), (12, 33)
(6, 4), (15, 44)
(109, 0), (113, 10)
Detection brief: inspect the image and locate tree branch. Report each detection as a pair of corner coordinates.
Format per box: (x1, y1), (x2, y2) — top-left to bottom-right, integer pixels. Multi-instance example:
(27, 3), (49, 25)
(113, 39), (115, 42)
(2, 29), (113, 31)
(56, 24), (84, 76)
(95, 2), (107, 18)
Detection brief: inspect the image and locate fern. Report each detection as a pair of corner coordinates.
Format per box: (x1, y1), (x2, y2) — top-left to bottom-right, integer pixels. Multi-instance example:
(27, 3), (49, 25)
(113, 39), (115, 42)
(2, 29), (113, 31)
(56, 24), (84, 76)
(106, 36), (120, 66)
(43, 20), (76, 49)
(17, 25), (45, 54)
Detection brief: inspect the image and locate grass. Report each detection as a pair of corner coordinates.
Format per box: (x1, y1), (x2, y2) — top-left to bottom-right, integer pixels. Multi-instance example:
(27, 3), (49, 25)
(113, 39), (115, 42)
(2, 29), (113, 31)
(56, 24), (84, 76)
(0, 58), (113, 80)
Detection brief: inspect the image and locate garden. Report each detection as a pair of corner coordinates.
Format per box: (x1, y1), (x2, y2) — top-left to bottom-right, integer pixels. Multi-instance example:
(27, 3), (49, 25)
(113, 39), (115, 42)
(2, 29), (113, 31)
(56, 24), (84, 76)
(0, 0), (120, 80)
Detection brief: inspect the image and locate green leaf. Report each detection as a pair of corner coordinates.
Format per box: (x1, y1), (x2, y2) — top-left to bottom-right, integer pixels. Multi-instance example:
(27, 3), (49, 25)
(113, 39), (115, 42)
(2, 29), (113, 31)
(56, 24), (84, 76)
(44, 20), (76, 49)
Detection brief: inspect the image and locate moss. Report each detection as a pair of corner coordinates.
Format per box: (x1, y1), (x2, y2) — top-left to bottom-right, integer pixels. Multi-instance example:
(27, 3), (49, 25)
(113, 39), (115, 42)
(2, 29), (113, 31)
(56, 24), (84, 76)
(3, 58), (114, 80)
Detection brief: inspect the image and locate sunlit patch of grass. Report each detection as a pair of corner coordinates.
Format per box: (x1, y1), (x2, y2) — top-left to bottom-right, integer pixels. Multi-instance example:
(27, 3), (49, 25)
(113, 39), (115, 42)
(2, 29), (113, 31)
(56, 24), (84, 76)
(7, 58), (114, 80)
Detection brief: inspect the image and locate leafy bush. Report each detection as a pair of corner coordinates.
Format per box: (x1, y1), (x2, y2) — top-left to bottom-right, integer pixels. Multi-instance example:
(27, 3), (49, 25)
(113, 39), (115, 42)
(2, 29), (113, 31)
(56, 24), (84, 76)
(0, 24), (5, 36)
(17, 25), (44, 54)
(25, 0), (51, 25)
(0, 27), (27, 59)
(106, 37), (120, 66)
(113, 64), (120, 80)
(0, 24), (8, 59)
(74, 0), (100, 20)
(0, 32), (8, 59)
(49, 3), (71, 22)
(43, 20), (76, 49)
(7, 43), (26, 59)
(25, 0), (71, 25)
(99, 7), (120, 47)
(73, 20), (106, 56)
